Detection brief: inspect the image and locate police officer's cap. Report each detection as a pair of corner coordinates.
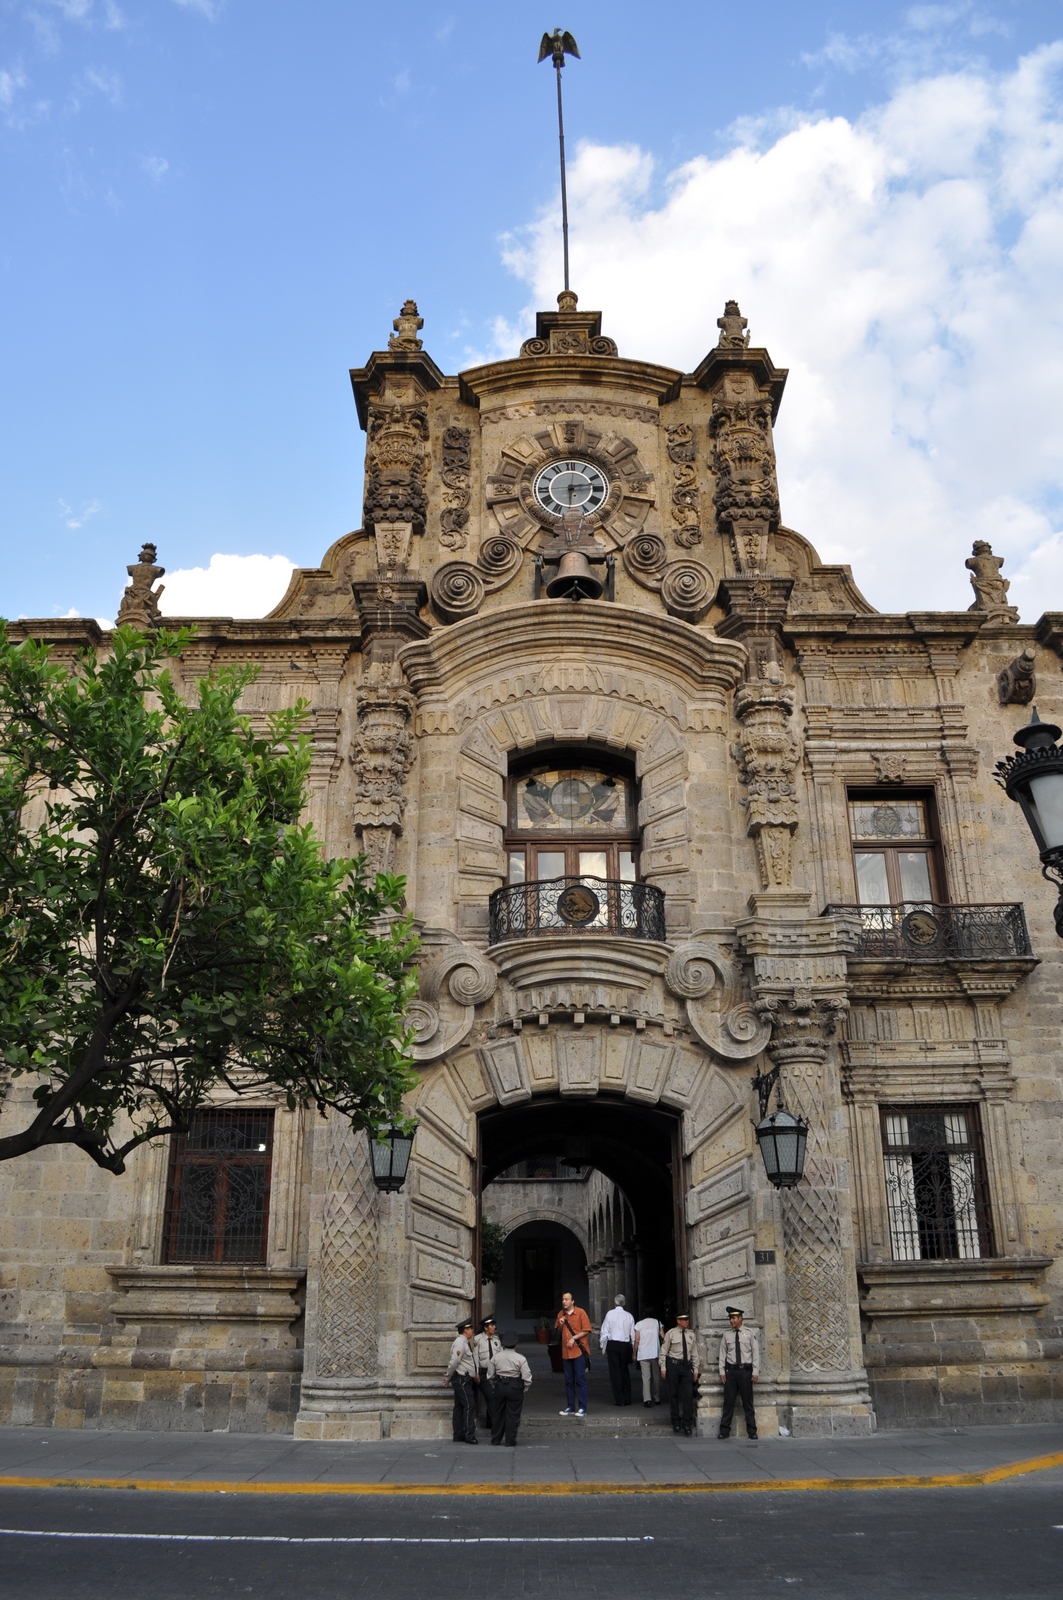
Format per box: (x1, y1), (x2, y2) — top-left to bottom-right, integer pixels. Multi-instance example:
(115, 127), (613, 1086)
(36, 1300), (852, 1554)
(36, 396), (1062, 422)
(481, 1316), (496, 1330)
(726, 1306), (745, 1317)
(676, 1309), (691, 1321)
(457, 1318), (474, 1332)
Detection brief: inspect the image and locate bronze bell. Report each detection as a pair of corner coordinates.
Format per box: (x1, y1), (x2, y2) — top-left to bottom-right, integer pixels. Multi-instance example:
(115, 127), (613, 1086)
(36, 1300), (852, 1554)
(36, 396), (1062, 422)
(545, 549), (605, 601)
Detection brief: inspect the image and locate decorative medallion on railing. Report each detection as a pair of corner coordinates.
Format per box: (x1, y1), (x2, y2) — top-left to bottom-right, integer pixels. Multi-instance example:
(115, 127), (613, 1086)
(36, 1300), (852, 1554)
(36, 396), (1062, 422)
(826, 902), (1032, 960)
(489, 876), (665, 945)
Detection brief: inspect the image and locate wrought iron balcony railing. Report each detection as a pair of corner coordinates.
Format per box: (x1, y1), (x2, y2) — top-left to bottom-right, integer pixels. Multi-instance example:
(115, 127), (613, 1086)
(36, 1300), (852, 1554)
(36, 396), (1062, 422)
(824, 902), (1033, 961)
(489, 876), (666, 945)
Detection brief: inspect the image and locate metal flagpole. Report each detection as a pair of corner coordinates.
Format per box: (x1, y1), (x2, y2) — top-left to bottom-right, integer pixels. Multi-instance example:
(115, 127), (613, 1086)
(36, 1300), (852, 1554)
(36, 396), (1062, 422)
(538, 29), (580, 293)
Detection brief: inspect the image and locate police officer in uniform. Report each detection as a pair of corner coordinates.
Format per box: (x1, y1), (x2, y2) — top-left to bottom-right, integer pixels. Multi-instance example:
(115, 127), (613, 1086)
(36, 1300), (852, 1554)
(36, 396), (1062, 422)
(717, 1305), (759, 1440)
(474, 1315), (503, 1432)
(659, 1310), (701, 1436)
(443, 1317), (479, 1444)
(486, 1332), (533, 1446)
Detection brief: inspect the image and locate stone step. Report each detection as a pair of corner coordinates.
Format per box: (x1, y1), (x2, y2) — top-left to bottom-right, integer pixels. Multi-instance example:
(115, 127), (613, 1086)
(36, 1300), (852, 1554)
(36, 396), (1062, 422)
(519, 1411), (675, 1437)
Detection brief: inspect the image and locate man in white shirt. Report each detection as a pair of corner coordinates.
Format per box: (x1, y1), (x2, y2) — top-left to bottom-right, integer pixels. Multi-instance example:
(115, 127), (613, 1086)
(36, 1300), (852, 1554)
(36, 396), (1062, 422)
(633, 1304), (663, 1406)
(599, 1293), (636, 1406)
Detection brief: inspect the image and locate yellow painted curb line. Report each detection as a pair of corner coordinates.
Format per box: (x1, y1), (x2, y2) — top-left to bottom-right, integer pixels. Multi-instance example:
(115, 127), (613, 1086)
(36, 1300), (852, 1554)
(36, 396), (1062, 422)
(0, 1450), (1061, 1497)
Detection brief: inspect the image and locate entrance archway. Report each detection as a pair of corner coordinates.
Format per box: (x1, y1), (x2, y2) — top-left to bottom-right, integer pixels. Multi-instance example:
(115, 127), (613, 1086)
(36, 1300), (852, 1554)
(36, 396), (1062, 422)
(478, 1095), (686, 1328)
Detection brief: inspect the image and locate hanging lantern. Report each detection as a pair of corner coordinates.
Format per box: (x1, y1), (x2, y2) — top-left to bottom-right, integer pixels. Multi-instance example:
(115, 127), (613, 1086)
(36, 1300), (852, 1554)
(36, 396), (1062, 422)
(996, 708), (1063, 937)
(754, 1107), (808, 1190)
(366, 1126), (415, 1193)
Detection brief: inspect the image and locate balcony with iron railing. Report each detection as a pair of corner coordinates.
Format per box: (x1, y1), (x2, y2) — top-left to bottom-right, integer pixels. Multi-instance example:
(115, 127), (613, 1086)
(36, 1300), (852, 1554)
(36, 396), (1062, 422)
(823, 902), (1033, 961)
(488, 875), (666, 945)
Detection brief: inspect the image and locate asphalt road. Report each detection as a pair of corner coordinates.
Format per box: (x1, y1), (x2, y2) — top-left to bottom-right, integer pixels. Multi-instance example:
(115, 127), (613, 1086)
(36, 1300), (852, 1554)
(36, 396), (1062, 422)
(0, 1479), (1061, 1598)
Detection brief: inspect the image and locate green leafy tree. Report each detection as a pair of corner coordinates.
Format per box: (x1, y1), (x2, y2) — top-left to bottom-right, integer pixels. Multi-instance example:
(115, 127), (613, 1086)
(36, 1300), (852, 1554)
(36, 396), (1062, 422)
(480, 1220), (508, 1285)
(0, 624), (418, 1173)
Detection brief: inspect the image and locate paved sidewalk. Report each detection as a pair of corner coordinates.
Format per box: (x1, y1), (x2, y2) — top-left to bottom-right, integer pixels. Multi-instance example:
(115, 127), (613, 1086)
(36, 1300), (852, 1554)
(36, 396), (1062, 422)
(0, 1422), (1061, 1493)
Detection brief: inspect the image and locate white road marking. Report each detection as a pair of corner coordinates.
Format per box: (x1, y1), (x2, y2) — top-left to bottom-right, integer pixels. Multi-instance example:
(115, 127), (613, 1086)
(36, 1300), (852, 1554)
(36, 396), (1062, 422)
(0, 1529), (654, 1545)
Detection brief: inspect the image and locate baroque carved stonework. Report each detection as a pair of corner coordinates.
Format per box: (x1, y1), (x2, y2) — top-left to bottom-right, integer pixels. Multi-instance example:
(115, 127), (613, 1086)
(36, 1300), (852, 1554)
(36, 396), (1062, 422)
(733, 680), (801, 888)
(349, 680), (415, 873)
(439, 426), (471, 549)
(116, 543), (165, 629)
(710, 396), (779, 574)
(315, 1119), (379, 1379)
(363, 403), (428, 533)
(665, 423), (701, 547)
(485, 420), (654, 548)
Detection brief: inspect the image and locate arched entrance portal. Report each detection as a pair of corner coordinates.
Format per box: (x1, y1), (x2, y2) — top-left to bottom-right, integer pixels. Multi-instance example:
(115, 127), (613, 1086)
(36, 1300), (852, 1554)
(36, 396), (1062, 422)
(478, 1095), (686, 1328)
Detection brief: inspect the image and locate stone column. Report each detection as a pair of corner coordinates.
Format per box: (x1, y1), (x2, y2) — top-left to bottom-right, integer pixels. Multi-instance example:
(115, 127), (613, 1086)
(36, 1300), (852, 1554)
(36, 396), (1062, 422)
(621, 1239), (638, 1309)
(296, 1115), (383, 1440)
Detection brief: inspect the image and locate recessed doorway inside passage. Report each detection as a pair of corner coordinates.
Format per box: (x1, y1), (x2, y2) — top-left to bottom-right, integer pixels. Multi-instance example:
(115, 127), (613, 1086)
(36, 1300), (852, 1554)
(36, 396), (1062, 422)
(477, 1096), (685, 1427)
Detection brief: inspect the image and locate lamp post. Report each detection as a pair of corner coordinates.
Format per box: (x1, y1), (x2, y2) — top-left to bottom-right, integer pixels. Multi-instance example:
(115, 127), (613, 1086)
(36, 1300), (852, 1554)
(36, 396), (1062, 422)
(995, 707), (1063, 937)
(366, 1125), (415, 1193)
(751, 1064), (808, 1189)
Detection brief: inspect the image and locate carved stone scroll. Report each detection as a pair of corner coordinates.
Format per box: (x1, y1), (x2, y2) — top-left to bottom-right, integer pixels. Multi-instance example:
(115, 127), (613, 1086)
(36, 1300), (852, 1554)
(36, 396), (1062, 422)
(710, 389), (779, 575)
(430, 561), (485, 625)
(439, 426), (471, 550)
(664, 941), (770, 1061)
(666, 423), (701, 547)
(409, 937), (498, 1064)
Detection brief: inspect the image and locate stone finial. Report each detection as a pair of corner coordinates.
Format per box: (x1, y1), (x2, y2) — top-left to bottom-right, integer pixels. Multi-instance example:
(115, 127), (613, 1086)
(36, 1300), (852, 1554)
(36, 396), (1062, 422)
(557, 289), (578, 313)
(116, 543), (165, 629)
(717, 299), (750, 350)
(388, 299), (424, 351)
(966, 539), (1010, 611)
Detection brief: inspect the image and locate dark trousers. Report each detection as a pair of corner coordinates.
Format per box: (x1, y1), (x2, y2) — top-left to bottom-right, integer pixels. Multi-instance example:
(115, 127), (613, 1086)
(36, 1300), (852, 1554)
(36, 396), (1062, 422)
(450, 1373), (477, 1442)
(719, 1364), (757, 1438)
(666, 1356), (695, 1430)
(606, 1340), (633, 1405)
(490, 1376), (525, 1445)
(478, 1369), (495, 1428)
(562, 1353), (588, 1412)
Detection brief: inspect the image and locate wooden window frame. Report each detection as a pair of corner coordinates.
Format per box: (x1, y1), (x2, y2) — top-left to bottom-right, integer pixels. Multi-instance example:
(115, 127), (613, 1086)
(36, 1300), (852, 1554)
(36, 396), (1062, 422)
(846, 787), (948, 906)
(162, 1108), (274, 1266)
(505, 753), (640, 884)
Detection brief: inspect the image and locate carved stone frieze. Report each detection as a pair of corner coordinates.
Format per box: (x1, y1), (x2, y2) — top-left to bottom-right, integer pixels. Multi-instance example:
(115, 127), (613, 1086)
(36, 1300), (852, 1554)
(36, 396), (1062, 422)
(349, 680), (415, 873)
(439, 426), (471, 549)
(664, 940), (771, 1061)
(363, 402), (428, 534)
(733, 680), (801, 889)
(665, 423), (701, 547)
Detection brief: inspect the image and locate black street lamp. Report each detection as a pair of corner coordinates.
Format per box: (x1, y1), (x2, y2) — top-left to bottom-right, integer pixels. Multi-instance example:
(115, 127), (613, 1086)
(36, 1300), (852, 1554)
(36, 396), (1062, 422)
(366, 1126), (415, 1193)
(751, 1065), (808, 1190)
(995, 707), (1063, 937)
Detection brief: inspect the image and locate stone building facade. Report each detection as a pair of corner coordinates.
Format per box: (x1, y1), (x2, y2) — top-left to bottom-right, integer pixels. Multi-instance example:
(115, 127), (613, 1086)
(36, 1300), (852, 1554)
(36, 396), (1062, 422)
(2, 291), (1063, 1438)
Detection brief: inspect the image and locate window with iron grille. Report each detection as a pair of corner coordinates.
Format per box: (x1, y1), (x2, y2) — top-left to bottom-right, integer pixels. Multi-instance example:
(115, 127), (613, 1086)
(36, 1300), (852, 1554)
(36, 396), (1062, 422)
(162, 1109), (274, 1265)
(880, 1105), (993, 1261)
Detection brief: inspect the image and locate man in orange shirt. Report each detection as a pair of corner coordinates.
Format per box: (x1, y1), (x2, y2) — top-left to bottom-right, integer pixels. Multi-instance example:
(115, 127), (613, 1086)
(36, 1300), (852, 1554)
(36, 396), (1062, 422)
(555, 1290), (592, 1416)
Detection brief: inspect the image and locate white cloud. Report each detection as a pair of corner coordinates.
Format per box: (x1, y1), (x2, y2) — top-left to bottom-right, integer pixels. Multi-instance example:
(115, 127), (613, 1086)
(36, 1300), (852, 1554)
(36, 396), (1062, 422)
(58, 497), (102, 529)
(498, 43), (1063, 615)
(170, 0), (222, 19)
(140, 154), (169, 183)
(158, 553), (295, 618)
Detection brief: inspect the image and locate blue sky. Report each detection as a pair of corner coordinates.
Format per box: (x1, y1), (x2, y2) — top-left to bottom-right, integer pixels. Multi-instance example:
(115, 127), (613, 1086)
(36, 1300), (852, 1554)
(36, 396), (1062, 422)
(5, 1), (1063, 622)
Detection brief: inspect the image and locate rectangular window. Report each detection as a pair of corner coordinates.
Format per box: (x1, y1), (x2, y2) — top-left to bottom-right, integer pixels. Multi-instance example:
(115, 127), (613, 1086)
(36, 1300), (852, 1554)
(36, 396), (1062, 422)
(880, 1105), (993, 1261)
(848, 792), (945, 906)
(162, 1109), (274, 1265)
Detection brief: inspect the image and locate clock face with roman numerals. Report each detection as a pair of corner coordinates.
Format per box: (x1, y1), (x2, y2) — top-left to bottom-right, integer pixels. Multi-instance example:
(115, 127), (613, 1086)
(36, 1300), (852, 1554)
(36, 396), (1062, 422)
(533, 459), (609, 517)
